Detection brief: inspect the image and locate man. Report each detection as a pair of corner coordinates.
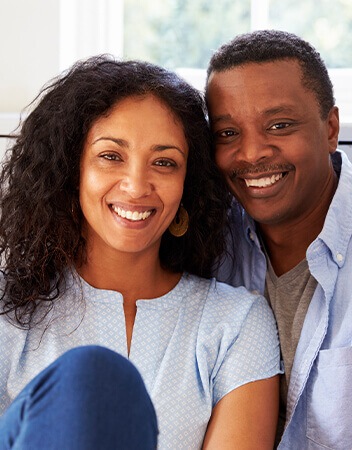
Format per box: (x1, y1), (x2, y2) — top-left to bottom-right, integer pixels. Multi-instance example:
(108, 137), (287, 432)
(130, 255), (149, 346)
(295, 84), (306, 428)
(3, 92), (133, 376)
(206, 29), (352, 449)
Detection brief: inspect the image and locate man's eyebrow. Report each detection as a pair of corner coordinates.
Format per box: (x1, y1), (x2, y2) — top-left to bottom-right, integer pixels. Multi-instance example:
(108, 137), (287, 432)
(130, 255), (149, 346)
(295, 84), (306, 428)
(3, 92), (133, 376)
(210, 114), (233, 124)
(210, 107), (296, 124)
(261, 106), (296, 116)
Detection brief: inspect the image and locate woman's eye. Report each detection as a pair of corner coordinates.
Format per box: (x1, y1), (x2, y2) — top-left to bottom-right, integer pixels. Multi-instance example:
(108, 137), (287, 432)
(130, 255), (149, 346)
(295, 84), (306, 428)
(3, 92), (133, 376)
(154, 159), (176, 167)
(100, 153), (122, 161)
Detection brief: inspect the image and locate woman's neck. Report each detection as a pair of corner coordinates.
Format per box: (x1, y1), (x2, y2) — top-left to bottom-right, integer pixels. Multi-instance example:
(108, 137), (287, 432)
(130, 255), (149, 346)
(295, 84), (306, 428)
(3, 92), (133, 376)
(76, 248), (181, 305)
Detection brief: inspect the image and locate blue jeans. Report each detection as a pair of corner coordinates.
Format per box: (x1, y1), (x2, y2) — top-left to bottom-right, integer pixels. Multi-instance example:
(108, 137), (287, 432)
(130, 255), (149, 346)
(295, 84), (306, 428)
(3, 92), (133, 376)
(0, 346), (158, 449)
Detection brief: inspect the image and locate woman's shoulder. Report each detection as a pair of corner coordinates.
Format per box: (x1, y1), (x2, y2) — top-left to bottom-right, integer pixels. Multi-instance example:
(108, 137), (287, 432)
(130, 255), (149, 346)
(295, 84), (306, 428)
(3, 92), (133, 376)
(0, 271), (26, 337)
(185, 273), (267, 306)
(185, 274), (281, 397)
(182, 273), (273, 327)
(0, 273), (10, 331)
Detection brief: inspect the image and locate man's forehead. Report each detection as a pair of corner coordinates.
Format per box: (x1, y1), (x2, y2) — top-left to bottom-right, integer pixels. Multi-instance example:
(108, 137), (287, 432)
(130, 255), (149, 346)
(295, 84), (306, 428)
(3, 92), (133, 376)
(207, 59), (303, 86)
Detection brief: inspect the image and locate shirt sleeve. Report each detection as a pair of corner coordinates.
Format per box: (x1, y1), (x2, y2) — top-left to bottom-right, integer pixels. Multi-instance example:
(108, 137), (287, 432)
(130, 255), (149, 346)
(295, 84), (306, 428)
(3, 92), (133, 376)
(197, 281), (282, 408)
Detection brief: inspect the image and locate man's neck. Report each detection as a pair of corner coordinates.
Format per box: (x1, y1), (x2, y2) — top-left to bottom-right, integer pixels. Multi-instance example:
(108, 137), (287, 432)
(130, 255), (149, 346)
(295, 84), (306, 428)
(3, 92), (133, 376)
(259, 223), (318, 276)
(259, 168), (338, 277)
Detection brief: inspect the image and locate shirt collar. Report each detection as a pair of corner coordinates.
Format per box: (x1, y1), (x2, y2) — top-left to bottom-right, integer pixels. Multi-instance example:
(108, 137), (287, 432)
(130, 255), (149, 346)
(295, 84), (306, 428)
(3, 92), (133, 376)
(235, 150), (352, 267)
(311, 150), (352, 267)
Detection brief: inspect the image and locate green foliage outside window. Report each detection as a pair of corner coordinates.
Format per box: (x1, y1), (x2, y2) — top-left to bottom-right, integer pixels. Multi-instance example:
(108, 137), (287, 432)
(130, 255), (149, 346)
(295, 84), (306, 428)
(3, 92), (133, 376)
(123, 0), (352, 69)
(270, 0), (352, 68)
(123, 0), (250, 69)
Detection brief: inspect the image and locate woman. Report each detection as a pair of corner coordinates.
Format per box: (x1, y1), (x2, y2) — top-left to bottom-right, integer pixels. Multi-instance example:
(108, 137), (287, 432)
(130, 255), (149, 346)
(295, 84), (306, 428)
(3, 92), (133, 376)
(0, 56), (280, 449)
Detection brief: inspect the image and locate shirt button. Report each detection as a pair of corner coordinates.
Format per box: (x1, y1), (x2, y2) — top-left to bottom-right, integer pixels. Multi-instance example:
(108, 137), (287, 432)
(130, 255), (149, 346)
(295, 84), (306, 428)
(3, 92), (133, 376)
(336, 253), (343, 262)
(249, 232), (255, 241)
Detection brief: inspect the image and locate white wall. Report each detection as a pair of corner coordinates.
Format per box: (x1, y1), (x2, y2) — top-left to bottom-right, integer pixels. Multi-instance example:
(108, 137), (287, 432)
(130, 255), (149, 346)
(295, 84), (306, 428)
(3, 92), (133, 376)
(0, 0), (60, 158)
(0, 0), (61, 113)
(0, 0), (123, 115)
(0, 0), (124, 158)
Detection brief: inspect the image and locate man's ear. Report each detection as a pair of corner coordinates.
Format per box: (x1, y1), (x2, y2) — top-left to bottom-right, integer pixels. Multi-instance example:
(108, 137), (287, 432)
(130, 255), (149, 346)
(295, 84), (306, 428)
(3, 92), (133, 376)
(327, 106), (340, 155)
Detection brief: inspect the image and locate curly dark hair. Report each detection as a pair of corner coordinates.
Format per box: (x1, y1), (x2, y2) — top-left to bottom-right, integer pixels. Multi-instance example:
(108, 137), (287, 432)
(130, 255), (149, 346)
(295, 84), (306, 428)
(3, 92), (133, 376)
(206, 29), (335, 119)
(0, 55), (230, 326)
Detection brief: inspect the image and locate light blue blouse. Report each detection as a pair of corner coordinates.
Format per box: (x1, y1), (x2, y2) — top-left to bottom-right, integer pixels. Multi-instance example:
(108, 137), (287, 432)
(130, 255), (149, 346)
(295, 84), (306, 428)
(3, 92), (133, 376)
(0, 272), (281, 449)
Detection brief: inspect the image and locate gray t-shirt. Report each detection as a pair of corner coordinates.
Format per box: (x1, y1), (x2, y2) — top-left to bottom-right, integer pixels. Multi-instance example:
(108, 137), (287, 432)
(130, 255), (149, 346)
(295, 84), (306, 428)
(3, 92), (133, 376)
(265, 258), (317, 443)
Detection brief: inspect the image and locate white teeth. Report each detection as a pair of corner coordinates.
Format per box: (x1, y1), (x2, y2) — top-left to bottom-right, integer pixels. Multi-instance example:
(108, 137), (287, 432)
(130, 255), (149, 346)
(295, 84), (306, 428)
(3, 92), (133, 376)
(112, 206), (152, 221)
(245, 173), (283, 188)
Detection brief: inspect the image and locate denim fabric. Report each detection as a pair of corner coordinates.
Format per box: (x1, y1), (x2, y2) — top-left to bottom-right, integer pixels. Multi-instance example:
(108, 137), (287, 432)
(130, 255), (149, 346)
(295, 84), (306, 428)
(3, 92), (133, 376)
(0, 346), (158, 450)
(216, 150), (352, 449)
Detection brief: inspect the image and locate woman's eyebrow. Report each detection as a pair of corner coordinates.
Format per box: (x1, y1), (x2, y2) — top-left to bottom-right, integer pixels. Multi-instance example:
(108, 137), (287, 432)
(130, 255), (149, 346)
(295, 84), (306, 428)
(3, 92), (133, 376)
(92, 137), (128, 147)
(153, 144), (187, 157)
(92, 137), (187, 158)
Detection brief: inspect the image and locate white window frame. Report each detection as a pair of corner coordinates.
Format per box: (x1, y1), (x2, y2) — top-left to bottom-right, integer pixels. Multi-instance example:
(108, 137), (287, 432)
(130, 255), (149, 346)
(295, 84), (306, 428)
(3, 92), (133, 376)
(59, 0), (124, 71)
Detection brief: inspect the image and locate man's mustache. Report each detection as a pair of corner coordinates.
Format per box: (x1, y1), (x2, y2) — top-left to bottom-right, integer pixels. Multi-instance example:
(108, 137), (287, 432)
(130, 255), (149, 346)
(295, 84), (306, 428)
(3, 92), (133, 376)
(231, 163), (295, 179)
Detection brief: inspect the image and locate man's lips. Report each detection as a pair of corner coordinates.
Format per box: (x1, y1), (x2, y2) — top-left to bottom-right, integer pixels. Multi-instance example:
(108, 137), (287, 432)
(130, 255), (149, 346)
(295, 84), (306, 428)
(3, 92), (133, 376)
(244, 173), (283, 187)
(230, 163), (295, 187)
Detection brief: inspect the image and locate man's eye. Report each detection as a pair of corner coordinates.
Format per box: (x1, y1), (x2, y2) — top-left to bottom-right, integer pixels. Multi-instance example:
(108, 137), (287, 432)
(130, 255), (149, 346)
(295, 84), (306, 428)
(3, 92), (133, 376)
(270, 123), (290, 130)
(219, 130), (236, 137)
(214, 129), (238, 140)
(154, 159), (176, 167)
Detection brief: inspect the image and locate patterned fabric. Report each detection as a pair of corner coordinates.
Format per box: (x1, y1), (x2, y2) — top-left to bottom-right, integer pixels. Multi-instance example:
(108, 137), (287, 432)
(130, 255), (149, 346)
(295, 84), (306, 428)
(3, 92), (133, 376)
(0, 272), (281, 449)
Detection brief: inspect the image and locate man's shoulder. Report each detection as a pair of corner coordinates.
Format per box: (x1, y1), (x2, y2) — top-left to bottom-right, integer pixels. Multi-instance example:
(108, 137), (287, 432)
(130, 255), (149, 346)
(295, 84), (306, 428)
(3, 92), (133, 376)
(319, 151), (352, 245)
(212, 199), (266, 291)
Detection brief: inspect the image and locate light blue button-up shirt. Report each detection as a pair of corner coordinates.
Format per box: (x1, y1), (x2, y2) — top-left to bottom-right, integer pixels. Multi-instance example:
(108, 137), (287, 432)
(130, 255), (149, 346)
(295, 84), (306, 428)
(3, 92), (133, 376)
(216, 150), (352, 449)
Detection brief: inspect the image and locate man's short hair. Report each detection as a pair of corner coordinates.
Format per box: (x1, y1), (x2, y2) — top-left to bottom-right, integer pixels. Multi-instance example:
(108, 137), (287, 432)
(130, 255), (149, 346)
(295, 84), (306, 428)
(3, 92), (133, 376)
(207, 29), (335, 119)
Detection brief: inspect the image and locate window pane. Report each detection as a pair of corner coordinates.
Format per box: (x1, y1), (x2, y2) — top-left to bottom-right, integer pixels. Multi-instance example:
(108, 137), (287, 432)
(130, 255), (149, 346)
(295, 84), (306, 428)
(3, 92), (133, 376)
(123, 0), (251, 69)
(122, 0), (352, 122)
(269, 0), (352, 68)
(124, 0), (352, 70)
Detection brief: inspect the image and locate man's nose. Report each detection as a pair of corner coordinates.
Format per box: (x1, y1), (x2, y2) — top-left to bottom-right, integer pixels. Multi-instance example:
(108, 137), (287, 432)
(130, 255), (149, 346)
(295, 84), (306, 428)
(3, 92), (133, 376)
(237, 132), (275, 164)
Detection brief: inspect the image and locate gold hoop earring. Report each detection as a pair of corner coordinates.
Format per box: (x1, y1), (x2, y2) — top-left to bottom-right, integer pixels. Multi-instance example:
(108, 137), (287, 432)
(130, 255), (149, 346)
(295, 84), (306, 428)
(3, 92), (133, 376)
(168, 205), (189, 237)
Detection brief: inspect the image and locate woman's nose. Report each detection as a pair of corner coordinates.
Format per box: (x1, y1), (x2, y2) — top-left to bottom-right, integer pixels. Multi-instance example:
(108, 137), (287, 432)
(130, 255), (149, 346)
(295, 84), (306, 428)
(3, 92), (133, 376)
(119, 169), (153, 198)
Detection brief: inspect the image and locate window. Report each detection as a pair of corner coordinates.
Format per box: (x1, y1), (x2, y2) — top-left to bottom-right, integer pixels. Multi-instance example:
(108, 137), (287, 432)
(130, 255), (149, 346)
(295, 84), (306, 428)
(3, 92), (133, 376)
(58, 0), (352, 124)
(3, 0), (351, 159)
(122, 0), (352, 122)
(123, 0), (352, 69)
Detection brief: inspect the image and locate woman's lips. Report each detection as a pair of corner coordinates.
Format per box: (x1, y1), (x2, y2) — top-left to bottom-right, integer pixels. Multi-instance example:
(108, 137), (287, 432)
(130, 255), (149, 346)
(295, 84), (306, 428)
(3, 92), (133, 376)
(111, 205), (154, 221)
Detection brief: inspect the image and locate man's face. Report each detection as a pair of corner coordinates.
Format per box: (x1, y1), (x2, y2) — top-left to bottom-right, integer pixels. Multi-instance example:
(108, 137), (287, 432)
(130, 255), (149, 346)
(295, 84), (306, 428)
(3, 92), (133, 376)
(206, 60), (339, 228)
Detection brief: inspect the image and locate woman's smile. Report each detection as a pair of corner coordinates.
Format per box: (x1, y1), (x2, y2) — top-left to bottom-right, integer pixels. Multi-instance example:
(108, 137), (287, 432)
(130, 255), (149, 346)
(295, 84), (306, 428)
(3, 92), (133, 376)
(110, 204), (154, 222)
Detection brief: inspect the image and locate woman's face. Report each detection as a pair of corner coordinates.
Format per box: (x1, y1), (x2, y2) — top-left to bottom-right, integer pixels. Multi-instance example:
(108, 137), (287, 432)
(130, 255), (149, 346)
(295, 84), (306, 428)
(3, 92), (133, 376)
(79, 94), (188, 259)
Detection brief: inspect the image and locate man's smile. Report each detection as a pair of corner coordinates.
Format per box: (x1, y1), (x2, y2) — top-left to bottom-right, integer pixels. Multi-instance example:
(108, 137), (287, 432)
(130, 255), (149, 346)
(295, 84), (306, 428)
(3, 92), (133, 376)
(230, 163), (295, 188)
(244, 173), (283, 188)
